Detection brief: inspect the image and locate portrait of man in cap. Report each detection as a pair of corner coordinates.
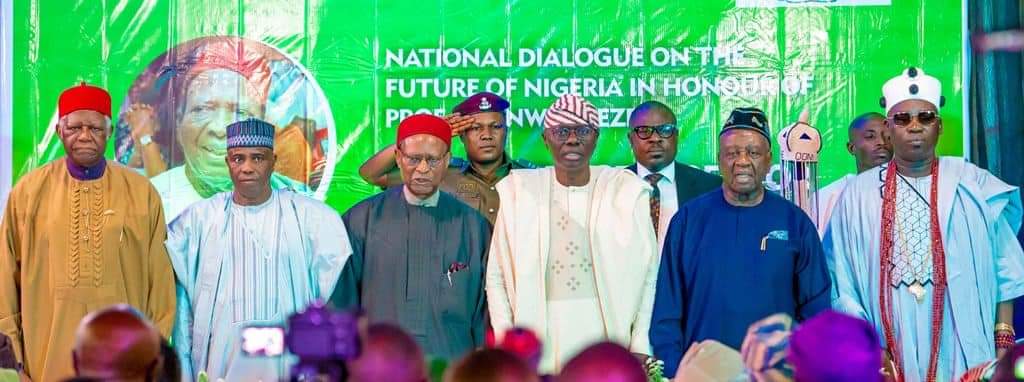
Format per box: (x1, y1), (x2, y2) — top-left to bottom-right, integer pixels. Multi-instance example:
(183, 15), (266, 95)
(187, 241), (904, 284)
(116, 36), (336, 221)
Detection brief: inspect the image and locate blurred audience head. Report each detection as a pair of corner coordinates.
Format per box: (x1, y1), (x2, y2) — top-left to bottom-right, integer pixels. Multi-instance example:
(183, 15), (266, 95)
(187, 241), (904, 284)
(490, 327), (543, 371)
(71, 305), (162, 382)
(789, 310), (882, 382)
(346, 323), (427, 382)
(445, 349), (539, 382)
(557, 342), (646, 382)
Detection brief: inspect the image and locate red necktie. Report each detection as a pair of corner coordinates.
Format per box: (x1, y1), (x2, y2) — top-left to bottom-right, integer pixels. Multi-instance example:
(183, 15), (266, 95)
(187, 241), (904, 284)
(644, 173), (663, 232)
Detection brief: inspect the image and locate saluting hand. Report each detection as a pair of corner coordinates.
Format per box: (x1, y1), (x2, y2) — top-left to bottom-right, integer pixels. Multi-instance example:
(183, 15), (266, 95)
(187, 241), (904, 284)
(445, 113), (476, 136)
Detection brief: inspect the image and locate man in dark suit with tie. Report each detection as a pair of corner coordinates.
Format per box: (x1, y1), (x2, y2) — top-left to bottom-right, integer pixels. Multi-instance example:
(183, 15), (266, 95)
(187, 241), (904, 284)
(626, 101), (722, 251)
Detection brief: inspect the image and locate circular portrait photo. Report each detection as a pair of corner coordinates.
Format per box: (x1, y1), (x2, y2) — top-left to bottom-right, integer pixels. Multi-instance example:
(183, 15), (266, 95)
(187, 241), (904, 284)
(114, 36), (336, 221)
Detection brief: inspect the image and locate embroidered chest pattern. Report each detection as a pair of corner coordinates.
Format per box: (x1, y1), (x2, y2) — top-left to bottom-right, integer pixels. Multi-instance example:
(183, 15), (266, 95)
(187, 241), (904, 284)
(68, 182), (107, 287)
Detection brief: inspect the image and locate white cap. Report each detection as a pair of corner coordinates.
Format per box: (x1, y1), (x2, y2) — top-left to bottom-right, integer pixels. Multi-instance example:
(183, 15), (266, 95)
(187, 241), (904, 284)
(880, 67), (944, 114)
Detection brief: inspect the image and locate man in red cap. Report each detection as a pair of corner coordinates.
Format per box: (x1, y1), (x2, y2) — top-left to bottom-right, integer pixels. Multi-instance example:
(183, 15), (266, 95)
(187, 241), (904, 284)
(358, 92), (534, 224)
(330, 114), (491, 361)
(0, 82), (175, 381)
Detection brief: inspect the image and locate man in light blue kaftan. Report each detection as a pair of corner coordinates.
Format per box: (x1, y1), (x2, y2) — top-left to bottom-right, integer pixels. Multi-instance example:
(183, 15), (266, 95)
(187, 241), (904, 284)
(825, 68), (1024, 381)
(167, 119), (352, 382)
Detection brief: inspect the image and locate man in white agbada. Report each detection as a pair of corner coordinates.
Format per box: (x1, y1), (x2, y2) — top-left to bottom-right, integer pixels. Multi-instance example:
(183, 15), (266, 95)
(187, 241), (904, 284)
(826, 68), (1024, 381)
(486, 94), (659, 373)
(166, 119), (351, 382)
(814, 112), (891, 236)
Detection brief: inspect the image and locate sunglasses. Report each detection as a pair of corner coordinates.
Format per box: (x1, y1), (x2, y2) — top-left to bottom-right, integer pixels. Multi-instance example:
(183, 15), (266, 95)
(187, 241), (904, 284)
(632, 124), (678, 139)
(889, 110), (939, 127)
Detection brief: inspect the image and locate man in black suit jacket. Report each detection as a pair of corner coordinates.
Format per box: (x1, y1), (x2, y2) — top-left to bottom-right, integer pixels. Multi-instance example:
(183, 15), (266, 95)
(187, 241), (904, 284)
(626, 101), (722, 250)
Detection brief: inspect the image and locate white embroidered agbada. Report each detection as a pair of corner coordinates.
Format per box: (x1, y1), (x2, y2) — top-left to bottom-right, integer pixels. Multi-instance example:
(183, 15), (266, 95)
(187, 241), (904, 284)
(486, 166), (659, 372)
(815, 174), (854, 237)
(825, 157), (1024, 381)
(167, 190), (352, 382)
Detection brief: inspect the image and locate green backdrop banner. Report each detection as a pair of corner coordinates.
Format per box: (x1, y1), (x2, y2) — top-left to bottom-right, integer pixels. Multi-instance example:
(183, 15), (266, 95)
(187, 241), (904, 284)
(11, 0), (966, 215)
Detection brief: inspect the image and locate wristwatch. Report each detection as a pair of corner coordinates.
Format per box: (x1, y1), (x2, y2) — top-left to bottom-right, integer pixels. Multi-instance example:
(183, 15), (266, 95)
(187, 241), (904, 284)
(139, 134), (153, 146)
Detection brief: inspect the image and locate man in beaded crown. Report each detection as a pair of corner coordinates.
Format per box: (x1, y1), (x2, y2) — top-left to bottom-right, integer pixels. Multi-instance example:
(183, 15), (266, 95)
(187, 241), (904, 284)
(825, 67), (1024, 381)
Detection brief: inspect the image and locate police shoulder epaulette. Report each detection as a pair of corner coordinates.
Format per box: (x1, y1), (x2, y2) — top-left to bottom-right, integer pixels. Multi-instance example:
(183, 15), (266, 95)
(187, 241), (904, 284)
(512, 158), (537, 169)
(449, 157), (470, 169)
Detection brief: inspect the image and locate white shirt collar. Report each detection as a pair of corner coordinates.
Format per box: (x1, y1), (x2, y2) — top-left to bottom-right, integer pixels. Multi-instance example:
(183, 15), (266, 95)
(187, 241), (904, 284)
(636, 162), (676, 184)
(403, 186), (440, 207)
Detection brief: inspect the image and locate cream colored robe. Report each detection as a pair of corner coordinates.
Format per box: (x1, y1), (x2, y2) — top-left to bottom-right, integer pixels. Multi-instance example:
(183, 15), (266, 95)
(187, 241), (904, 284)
(0, 160), (175, 382)
(486, 166), (659, 359)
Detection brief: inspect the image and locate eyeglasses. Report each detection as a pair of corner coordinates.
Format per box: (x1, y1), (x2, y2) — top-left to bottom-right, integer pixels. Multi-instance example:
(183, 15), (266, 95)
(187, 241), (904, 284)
(397, 149), (446, 170)
(547, 125), (596, 142)
(632, 124), (677, 139)
(889, 110), (939, 127)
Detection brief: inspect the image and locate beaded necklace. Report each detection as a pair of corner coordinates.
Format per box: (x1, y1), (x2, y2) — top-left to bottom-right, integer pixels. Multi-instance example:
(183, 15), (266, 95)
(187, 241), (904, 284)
(878, 159), (946, 382)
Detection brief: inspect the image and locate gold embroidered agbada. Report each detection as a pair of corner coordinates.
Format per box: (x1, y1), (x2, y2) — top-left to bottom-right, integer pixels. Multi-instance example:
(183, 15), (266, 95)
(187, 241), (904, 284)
(0, 160), (175, 382)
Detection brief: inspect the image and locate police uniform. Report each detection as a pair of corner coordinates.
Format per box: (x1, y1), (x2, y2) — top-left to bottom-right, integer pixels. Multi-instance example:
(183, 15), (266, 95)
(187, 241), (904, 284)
(441, 91), (535, 225)
(442, 155), (535, 225)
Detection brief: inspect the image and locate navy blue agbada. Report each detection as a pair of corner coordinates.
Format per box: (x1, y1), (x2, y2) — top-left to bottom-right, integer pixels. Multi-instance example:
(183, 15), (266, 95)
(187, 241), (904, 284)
(649, 188), (831, 378)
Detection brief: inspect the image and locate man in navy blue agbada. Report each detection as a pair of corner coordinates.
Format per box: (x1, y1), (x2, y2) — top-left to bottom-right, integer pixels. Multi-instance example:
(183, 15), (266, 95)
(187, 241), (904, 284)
(649, 107), (831, 378)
